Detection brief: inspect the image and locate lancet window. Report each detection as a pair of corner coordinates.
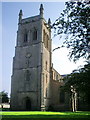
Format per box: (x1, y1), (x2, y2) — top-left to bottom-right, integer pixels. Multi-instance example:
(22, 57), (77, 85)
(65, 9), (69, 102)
(33, 29), (37, 40)
(45, 61), (47, 70)
(24, 32), (28, 42)
(46, 74), (47, 84)
(43, 29), (49, 49)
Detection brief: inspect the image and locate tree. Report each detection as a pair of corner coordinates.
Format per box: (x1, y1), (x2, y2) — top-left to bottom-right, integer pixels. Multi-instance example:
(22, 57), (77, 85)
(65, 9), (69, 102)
(52, 1), (90, 62)
(0, 91), (9, 103)
(63, 63), (90, 111)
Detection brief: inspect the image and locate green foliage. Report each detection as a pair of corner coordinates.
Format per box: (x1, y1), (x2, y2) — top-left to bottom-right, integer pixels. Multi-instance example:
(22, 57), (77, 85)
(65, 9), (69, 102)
(63, 63), (90, 107)
(52, 1), (90, 61)
(0, 91), (9, 103)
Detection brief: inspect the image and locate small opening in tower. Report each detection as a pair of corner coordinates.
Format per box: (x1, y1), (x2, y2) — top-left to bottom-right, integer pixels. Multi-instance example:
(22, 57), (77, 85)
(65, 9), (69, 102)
(33, 29), (37, 40)
(24, 33), (28, 42)
(46, 74), (47, 83)
(46, 61), (47, 70)
(46, 35), (48, 49)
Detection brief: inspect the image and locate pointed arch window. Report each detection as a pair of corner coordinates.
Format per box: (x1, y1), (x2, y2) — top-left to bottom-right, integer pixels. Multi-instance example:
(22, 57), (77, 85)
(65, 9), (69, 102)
(24, 33), (28, 42)
(43, 30), (45, 43)
(46, 34), (48, 49)
(45, 61), (47, 70)
(46, 74), (47, 84)
(46, 88), (48, 98)
(33, 29), (37, 40)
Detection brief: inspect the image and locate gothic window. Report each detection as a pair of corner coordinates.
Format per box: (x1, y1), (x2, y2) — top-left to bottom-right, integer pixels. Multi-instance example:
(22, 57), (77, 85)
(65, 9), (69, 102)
(43, 30), (49, 50)
(46, 74), (47, 84)
(43, 30), (47, 48)
(45, 61), (47, 70)
(33, 29), (37, 40)
(24, 33), (28, 42)
(47, 35), (49, 49)
(45, 33), (47, 47)
(46, 35), (48, 49)
(43, 30), (45, 43)
(25, 70), (30, 81)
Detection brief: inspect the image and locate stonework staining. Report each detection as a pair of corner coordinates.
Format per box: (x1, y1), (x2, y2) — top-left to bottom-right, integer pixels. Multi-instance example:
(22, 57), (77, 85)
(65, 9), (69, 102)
(11, 4), (69, 111)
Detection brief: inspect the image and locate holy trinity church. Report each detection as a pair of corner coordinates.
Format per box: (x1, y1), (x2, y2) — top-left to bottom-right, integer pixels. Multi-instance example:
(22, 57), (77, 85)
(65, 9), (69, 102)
(11, 4), (69, 111)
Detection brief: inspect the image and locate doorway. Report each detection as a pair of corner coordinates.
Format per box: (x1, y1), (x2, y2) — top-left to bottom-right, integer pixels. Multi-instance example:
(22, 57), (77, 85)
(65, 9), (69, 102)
(25, 97), (31, 111)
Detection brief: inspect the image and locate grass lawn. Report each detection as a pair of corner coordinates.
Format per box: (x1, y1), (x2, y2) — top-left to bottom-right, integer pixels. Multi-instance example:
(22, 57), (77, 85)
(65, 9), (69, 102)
(0, 111), (90, 120)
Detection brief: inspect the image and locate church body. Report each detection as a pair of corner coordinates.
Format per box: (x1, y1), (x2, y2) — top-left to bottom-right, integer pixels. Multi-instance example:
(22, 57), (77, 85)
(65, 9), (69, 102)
(11, 4), (69, 111)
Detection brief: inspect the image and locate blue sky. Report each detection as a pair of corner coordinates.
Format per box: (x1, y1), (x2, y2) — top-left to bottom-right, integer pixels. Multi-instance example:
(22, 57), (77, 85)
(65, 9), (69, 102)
(1, 2), (85, 96)
(0, 2), (2, 94)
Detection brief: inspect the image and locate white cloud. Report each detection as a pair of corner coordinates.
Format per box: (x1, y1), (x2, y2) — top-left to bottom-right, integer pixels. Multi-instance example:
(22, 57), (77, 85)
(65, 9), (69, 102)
(52, 43), (85, 75)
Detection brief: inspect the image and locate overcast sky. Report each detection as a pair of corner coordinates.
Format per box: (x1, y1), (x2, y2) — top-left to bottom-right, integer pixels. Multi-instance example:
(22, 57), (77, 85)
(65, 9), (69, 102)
(1, 1), (85, 96)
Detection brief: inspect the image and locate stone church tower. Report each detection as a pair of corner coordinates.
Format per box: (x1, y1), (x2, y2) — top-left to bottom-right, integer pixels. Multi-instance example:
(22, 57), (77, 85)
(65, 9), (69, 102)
(11, 4), (70, 111)
(11, 4), (52, 111)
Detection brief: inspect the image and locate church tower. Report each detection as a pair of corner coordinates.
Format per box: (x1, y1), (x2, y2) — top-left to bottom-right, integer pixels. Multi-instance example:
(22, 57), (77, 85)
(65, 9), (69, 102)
(11, 4), (52, 111)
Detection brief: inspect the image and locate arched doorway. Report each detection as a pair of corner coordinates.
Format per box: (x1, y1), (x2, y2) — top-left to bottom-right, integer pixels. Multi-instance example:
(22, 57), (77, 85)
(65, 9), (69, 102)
(25, 97), (31, 111)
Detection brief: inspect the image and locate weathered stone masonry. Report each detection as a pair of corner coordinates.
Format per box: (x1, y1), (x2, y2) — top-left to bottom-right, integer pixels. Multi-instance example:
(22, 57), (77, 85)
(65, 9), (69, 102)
(11, 4), (69, 111)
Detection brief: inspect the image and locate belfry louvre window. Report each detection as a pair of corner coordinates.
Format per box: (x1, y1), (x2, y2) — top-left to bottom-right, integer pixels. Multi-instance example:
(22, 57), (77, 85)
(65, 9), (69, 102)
(33, 29), (37, 40)
(46, 35), (48, 49)
(43, 30), (45, 43)
(24, 33), (28, 42)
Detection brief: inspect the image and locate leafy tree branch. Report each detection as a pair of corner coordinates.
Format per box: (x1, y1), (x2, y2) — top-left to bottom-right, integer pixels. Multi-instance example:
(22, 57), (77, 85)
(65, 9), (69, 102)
(52, 1), (90, 62)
